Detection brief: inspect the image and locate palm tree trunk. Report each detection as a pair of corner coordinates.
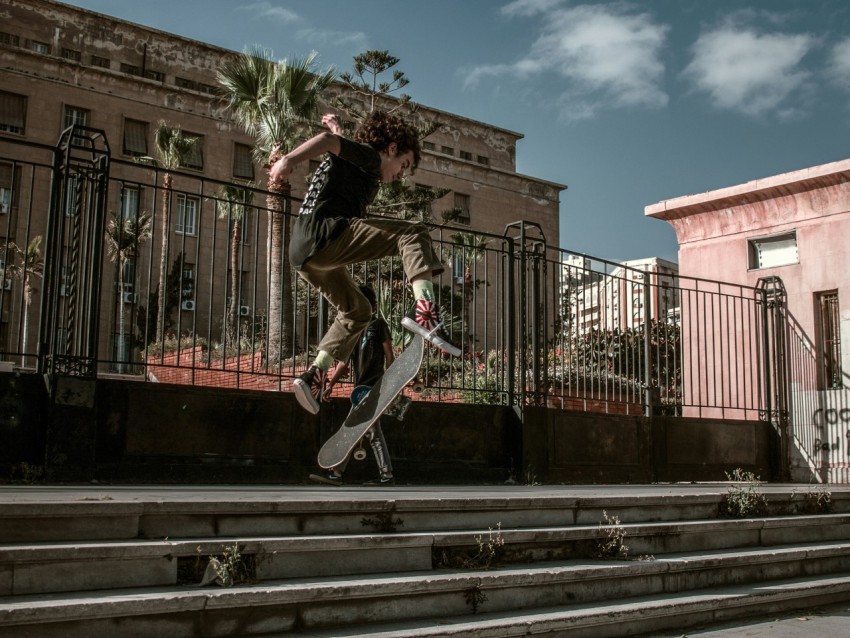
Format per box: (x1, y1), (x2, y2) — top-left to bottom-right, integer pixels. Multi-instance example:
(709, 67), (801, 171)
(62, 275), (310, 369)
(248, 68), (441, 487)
(266, 170), (293, 368)
(228, 214), (241, 344)
(156, 174), (171, 343)
(118, 256), (127, 373)
(20, 279), (30, 367)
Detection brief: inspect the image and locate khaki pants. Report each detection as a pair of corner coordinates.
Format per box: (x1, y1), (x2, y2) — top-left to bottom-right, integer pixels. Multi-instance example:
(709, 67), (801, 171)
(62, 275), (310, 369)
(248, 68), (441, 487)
(297, 217), (444, 361)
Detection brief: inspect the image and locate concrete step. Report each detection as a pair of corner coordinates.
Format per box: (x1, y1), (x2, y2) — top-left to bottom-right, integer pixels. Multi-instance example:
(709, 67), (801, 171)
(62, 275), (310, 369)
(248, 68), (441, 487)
(0, 486), (845, 543)
(4, 514), (850, 596)
(1, 542), (850, 637)
(278, 575), (850, 637)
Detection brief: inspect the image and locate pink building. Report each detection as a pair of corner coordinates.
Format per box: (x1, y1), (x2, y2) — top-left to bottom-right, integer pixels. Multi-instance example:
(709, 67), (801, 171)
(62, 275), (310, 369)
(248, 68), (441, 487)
(646, 159), (850, 483)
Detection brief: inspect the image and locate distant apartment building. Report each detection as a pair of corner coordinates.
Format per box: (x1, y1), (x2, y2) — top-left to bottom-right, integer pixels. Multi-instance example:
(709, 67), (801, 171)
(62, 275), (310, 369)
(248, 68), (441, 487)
(562, 255), (679, 334)
(0, 0), (564, 365)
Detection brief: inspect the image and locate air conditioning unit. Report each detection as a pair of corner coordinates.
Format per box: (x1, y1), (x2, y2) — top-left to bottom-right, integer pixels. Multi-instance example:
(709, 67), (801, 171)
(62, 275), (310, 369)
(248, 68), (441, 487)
(2, 279), (10, 291)
(181, 300), (195, 311)
(122, 292), (138, 304)
(239, 305), (250, 316)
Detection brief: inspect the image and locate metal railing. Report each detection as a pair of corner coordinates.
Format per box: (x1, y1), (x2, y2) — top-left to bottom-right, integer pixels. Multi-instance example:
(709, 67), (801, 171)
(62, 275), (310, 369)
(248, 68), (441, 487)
(0, 129), (790, 421)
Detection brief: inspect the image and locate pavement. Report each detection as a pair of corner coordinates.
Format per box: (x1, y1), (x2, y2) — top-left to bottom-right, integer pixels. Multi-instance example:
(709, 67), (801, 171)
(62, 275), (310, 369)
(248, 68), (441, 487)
(2, 482), (849, 636)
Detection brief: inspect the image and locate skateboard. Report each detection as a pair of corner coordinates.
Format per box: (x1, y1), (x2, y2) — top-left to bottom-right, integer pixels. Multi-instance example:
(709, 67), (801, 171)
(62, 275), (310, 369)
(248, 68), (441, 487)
(318, 334), (424, 469)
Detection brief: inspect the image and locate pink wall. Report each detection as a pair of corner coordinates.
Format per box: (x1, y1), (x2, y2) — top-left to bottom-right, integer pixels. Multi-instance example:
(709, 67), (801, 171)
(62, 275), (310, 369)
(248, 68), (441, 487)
(646, 158), (850, 482)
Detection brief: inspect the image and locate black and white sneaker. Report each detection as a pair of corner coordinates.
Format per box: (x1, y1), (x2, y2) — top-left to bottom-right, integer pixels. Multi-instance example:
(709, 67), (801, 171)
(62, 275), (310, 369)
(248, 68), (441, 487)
(293, 365), (326, 415)
(401, 298), (461, 357)
(309, 471), (343, 486)
(363, 474), (395, 486)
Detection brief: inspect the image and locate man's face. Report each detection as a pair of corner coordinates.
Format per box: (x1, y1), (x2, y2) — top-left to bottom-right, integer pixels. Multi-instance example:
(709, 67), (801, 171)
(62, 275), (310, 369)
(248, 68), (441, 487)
(380, 144), (414, 183)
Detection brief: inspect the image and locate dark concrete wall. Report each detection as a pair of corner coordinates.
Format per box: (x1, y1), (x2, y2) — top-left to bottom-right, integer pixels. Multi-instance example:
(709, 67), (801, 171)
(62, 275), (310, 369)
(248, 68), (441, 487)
(1, 372), (775, 485)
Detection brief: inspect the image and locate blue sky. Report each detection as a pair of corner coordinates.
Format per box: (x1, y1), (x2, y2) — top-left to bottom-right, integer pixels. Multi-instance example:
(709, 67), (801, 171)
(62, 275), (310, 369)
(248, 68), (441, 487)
(63, 0), (850, 264)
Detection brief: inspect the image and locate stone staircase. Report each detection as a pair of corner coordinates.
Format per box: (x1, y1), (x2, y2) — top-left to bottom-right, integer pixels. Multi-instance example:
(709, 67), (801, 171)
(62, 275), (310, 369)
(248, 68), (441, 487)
(1, 484), (850, 637)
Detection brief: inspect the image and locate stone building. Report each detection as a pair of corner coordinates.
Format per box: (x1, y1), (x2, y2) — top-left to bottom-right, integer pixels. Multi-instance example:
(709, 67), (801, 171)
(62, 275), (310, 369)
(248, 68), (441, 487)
(0, 0), (564, 366)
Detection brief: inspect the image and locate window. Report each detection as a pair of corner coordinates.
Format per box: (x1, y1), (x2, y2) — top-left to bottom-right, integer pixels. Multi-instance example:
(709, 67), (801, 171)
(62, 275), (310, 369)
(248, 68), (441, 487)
(453, 192), (470, 225)
(122, 259), (136, 292)
(175, 194), (198, 235)
(144, 69), (164, 82)
(0, 32), (20, 46)
(181, 264), (195, 302)
(122, 119), (148, 157)
(233, 143), (254, 179)
(441, 145), (454, 156)
(63, 105), (88, 129)
(0, 91), (26, 135)
(62, 48), (81, 62)
(0, 162), (13, 215)
(748, 231), (798, 269)
(422, 141), (435, 151)
(460, 150), (473, 161)
(119, 63), (140, 76)
(182, 133), (203, 170)
(90, 55), (110, 69)
(30, 41), (50, 54)
(817, 291), (843, 389)
(63, 176), (81, 217)
(120, 186), (140, 222)
(175, 77), (196, 90)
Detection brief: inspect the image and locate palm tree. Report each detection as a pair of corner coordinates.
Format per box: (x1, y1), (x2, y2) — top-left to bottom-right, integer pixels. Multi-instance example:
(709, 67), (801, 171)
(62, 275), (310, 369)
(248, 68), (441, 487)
(104, 210), (152, 372)
(451, 232), (489, 353)
(216, 184), (253, 343)
(141, 122), (198, 343)
(3, 236), (44, 366)
(218, 47), (334, 366)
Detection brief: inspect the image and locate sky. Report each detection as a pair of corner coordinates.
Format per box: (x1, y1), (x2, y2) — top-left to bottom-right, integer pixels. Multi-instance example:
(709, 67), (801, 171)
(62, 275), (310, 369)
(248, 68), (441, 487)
(62, 0), (850, 264)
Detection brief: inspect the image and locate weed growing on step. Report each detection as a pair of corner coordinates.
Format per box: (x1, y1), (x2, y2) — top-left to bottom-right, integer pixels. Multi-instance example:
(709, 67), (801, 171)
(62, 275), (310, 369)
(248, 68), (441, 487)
(464, 580), (487, 613)
(791, 484), (833, 514)
(434, 523), (506, 570)
(595, 510), (630, 560)
(721, 469), (768, 518)
(361, 505), (404, 533)
(184, 543), (256, 587)
(8, 462), (44, 484)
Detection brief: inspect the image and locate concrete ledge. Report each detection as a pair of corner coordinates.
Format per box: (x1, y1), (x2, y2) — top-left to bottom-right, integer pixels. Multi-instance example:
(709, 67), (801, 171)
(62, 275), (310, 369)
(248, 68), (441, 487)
(2, 544), (850, 635)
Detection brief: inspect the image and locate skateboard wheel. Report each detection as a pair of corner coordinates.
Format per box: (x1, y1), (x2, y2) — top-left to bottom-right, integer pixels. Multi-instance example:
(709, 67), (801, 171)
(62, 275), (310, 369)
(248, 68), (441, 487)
(411, 382), (425, 393)
(353, 448), (368, 461)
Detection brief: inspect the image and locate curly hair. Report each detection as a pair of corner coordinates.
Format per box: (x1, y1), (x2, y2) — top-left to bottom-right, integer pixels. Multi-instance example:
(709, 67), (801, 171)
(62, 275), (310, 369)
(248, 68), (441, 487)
(353, 110), (421, 170)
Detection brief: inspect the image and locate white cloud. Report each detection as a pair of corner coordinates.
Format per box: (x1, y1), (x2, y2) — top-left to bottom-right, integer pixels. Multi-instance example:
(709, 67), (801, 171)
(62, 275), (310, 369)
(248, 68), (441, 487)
(295, 28), (368, 51)
(237, 2), (300, 24)
(683, 27), (814, 117)
(501, 0), (564, 18)
(465, 3), (669, 122)
(827, 36), (850, 88)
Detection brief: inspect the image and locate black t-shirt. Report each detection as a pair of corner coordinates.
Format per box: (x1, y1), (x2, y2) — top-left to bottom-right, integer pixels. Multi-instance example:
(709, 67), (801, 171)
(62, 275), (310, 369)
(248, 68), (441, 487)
(289, 136), (381, 269)
(351, 317), (391, 387)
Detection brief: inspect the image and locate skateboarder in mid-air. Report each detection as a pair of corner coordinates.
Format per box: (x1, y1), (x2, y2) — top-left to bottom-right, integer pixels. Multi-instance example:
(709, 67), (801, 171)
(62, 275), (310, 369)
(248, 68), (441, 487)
(269, 111), (460, 416)
(310, 285), (396, 486)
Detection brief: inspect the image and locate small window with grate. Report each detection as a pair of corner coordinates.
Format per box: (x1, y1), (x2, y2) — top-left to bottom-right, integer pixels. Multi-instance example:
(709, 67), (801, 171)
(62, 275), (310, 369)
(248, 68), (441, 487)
(817, 291), (843, 389)
(232, 143), (254, 179)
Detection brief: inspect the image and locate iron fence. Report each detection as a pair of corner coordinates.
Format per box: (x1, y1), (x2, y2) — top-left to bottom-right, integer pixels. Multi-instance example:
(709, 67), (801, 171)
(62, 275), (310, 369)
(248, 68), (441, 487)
(0, 129), (793, 421)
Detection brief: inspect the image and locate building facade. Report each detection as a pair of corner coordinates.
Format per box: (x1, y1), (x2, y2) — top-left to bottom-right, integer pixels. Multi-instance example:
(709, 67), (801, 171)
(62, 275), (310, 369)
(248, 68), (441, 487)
(0, 0), (564, 369)
(647, 158), (850, 482)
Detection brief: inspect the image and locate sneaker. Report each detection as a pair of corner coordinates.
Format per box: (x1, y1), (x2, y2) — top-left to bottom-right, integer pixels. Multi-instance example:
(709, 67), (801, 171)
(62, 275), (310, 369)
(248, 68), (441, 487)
(363, 475), (395, 486)
(309, 471), (343, 486)
(293, 366), (327, 415)
(401, 298), (461, 357)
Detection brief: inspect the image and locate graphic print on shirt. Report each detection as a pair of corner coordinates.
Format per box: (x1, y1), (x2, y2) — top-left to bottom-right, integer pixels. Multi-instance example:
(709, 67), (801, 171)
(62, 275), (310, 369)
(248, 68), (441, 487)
(299, 157), (331, 216)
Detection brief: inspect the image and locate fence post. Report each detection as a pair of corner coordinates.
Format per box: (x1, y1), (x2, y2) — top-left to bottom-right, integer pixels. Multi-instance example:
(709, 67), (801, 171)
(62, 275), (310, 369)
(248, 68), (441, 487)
(643, 277), (654, 416)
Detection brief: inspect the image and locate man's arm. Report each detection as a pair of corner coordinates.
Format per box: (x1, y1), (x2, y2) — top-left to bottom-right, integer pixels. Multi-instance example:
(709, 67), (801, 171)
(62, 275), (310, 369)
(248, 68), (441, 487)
(269, 130), (341, 185)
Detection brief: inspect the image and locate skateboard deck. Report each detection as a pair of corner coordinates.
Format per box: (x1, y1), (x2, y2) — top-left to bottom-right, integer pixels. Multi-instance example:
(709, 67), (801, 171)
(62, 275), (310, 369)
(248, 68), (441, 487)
(318, 334), (424, 469)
